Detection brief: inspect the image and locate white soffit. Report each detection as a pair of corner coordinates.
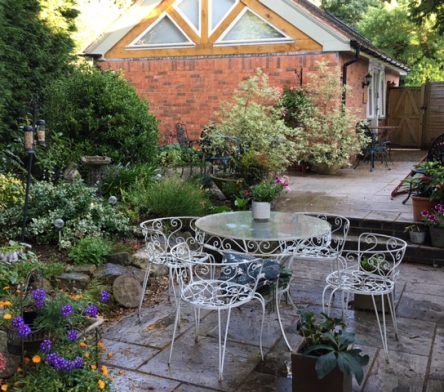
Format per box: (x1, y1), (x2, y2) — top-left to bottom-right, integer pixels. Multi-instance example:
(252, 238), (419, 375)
(259, 0), (350, 52)
(84, 0), (161, 55)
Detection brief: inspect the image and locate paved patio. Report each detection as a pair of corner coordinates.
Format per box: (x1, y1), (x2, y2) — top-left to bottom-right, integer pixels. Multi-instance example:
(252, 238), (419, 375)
(103, 149), (444, 391)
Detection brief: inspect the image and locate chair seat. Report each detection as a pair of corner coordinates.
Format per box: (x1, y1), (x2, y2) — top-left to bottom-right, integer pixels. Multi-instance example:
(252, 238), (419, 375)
(181, 280), (255, 310)
(326, 269), (394, 295)
(152, 250), (210, 268)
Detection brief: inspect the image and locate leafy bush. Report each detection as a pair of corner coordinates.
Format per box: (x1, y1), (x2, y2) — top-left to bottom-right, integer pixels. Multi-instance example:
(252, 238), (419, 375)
(281, 87), (314, 129)
(289, 62), (366, 169)
(235, 151), (269, 186)
(0, 180), (131, 247)
(126, 177), (211, 219)
(206, 69), (298, 173)
(69, 236), (113, 265)
(0, 173), (24, 209)
(251, 180), (284, 202)
(43, 65), (159, 166)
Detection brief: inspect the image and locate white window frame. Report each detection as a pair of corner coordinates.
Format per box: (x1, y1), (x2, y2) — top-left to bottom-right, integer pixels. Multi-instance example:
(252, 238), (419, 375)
(174, 0), (201, 36)
(209, 0), (239, 35)
(127, 12), (195, 49)
(215, 7), (293, 46)
(366, 63), (386, 120)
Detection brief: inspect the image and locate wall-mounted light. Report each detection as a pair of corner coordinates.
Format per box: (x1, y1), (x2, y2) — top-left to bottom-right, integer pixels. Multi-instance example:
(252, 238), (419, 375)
(362, 73), (372, 88)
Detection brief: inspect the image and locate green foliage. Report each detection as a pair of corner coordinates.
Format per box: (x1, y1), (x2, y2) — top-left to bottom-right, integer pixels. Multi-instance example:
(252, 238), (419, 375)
(0, 174), (24, 210)
(321, 0), (383, 27)
(69, 236), (113, 266)
(409, 0), (444, 35)
(158, 144), (202, 168)
(250, 180), (283, 203)
(43, 65), (159, 166)
(0, 181), (131, 247)
(101, 163), (156, 198)
(235, 151), (270, 186)
(402, 162), (444, 200)
(208, 69), (298, 173)
(298, 312), (369, 385)
(125, 177), (211, 219)
(281, 87), (314, 129)
(357, 1), (444, 85)
(291, 63), (365, 169)
(0, 0), (76, 144)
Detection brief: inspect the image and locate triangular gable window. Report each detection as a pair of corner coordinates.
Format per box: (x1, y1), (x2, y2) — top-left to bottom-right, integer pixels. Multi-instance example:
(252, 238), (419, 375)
(176, 0), (200, 33)
(217, 9), (290, 44)
(210, 0), (237, 33)
(130, 14), (194, 48)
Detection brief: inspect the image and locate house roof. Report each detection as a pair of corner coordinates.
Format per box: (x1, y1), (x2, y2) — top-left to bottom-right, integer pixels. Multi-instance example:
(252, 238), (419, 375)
(290, 0), (409, 71)
(83, 0), (409, 73)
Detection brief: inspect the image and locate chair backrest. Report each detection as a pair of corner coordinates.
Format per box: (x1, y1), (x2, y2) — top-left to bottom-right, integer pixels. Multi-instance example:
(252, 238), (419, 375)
(294, 213), (350, 260)
(171, 243), (264, 293)
(176, 123), (190, 148)
(357, 233), (407, 279)
(427, 133), (444, 164)
(140, 217), (202, 252)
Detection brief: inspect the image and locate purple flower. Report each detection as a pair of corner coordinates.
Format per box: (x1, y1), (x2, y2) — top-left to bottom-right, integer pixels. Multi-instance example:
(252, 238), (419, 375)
(72, 356), (84, 369)
(39, 339), (52, 353)
(12, 316), (25, 328)
(61, 304), (74, 317)
(11, 316), (31, 337)
(46, 352), (84, 371)
(85, 304), (98, 317)
(99, 290), (110, 303)
(33, 288), (46, 310)
(67, 329), (77, 342)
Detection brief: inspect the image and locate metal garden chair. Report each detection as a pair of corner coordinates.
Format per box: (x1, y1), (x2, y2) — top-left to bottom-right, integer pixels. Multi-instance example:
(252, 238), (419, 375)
(322, 233), (407, 357)
(168, 243), (266, 381)
(138, 217), (211, 320)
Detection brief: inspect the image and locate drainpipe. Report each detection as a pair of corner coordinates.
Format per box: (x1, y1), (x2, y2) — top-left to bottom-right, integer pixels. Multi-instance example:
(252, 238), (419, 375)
(342, 40), (361, 106)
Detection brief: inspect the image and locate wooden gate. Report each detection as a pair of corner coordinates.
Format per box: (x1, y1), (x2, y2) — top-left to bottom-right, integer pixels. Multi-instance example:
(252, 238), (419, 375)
(422, 82), (444, 147)
(387, 82), (444, 148)
(386, 86), (423, 148)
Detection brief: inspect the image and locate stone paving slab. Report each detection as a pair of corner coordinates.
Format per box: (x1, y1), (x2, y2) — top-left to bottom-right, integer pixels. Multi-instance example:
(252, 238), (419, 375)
(397, 292), (444, 325)
(102, 339), (159, 369)
(174, 384), (221, 392)
(139, 333), (265, 391)
(427, 326), (444, 389)
(363, 350), (429, 392)
(109, 367), (181, 391)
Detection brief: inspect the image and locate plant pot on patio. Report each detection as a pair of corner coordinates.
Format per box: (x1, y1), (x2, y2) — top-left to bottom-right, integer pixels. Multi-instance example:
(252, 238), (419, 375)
(412, 196), (436, 222)
(430, 226), (444, 248)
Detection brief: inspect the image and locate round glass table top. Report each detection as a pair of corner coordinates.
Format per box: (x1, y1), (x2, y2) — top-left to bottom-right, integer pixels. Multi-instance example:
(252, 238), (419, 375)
(195, 211), (330, 241)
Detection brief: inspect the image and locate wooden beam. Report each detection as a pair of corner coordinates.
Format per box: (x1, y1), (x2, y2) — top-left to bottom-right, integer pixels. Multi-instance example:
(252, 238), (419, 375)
(201, 0), (209, 46)
(208, 2), (245, 44)
(169, 7), (201, 45)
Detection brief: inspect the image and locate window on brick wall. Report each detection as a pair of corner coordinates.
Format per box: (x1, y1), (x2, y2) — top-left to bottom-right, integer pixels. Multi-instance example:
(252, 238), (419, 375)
(176, 0), (200, 33)
(210, 0), (237, 33)
(216, 9), (291, 45)
(367, 66), (386, 119)
(130, 14), (194, 48)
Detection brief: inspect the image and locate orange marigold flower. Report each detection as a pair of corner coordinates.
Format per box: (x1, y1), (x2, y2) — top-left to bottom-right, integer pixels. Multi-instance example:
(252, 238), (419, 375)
(32, 355), (41, 364)
(1, 384), (8, 391)
(98, 379), (105, 390)
(2, 301), (11, 307)
(107, 352), (113, 359)
(97, 340), (105, 350)
(3, 314), (12, 320)
(91, 364), (97, 370)
(79, 341), (88, 348)
(101, 365), (108, 377)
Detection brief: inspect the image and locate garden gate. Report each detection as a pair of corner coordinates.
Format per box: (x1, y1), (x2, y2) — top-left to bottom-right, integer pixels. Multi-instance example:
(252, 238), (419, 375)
(386, 82), (444, 148)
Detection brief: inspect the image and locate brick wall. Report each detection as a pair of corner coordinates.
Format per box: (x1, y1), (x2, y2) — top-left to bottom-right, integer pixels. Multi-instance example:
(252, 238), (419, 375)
(99, 52), (340, 140)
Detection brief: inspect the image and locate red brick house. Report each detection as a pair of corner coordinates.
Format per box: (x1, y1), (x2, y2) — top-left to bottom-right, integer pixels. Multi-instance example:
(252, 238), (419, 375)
(83, 0), (409, 140)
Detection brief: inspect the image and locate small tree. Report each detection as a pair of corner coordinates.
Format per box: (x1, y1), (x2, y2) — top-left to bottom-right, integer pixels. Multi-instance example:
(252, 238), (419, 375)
(209, 69), (298, 173)
(43, 65), (159, 166)
(289, 62), (366, 170)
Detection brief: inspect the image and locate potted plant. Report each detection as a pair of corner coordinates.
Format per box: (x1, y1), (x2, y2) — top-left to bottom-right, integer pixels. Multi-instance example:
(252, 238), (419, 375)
(250, 178), (287, 221)
(404, 224), (427, 244)
(292, 312), (369, 392)
(403, 162), (444, 221)
(421, 204), (444, 248)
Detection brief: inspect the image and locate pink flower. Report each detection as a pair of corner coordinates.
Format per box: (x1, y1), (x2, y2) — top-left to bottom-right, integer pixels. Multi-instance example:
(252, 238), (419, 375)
(0, 352), (6, 372)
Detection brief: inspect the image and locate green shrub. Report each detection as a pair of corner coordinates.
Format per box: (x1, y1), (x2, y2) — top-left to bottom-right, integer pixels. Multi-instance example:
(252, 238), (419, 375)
(0, 173), (24, 209)
(235, 151), (269, 186)
(0, 180), (131, 247)
(126, 178), (211, 219)
(43, 65), (159, 166)
(69, 236), (112, 265)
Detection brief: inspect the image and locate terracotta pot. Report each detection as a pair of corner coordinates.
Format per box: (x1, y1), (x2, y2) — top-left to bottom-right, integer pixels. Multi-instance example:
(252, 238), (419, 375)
(430, 226), (444, 248)
(412, 196), (436, 222)
(291, 350), (352, 392)
(251, 201), (271, 221)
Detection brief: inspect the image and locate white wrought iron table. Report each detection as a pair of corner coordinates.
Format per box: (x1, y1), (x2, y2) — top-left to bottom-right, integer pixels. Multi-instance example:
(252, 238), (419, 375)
(195, 211), (331, 349)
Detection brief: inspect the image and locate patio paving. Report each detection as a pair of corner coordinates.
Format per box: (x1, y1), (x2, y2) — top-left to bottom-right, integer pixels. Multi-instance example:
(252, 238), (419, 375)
(103, 149), (444, 391)
(103, 260), (444, 392)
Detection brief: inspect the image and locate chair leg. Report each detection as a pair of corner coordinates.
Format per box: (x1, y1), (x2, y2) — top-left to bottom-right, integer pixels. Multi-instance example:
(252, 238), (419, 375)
(321, 285), (330, 313)
(219, 307), (232, 381)
(370, 295), (389, 361)
(387, 291), (399, 340)
(194, 308), (201, 343)
(275, 284), (292, 351)
(138, 263), (151, 322)
(254, 293), (266, 360)
(168, 298), (181, 366)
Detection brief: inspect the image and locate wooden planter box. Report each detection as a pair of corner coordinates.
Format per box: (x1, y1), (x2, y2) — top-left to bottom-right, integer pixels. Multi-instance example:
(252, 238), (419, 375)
(291, 351), (352, 392)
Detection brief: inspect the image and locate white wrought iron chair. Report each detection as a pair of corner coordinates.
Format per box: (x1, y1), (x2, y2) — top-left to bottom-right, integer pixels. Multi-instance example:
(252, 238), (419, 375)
(168, 243), (266, 381)
(322, 233), (407, 356)
(138, 217), (210, 320)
